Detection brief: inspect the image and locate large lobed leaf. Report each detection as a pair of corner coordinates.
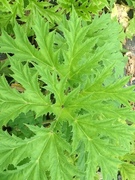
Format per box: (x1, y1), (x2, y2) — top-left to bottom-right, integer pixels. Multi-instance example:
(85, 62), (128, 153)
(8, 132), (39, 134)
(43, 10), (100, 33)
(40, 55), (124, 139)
(0, 8), (135, 180)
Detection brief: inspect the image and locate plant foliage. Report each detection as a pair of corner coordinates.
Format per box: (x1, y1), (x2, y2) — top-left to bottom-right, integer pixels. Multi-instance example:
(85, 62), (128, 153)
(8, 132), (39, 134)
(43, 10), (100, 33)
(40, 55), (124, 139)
(0, 2), (135, 180)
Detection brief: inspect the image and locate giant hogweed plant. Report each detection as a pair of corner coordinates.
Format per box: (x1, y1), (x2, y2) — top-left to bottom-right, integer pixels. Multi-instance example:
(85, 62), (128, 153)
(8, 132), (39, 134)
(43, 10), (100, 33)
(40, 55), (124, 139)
(0, 9), (135, 180)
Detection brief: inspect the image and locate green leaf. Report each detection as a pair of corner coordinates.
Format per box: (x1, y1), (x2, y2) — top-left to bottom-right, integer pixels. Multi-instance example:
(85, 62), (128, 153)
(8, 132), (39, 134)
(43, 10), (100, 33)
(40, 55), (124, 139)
(0, 7), (135, 180)
(60, 8), (97, 78)
(0, 125), (79, 180)
(0, 61), (53, 125)
(32, 13), (60, 69)
(89, 0), (109, 14)
(120, 162), (135, 180)
(72, 118), (127, 179)
(26, 0), (61, 23)
(0, 25), (39, 60)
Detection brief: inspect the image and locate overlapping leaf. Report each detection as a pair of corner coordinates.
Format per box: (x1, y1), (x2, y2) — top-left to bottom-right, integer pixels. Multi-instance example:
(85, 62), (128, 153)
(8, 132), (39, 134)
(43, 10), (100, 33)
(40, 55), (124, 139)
(0, 125), (78, 180)
(0, 59), (52, 125)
